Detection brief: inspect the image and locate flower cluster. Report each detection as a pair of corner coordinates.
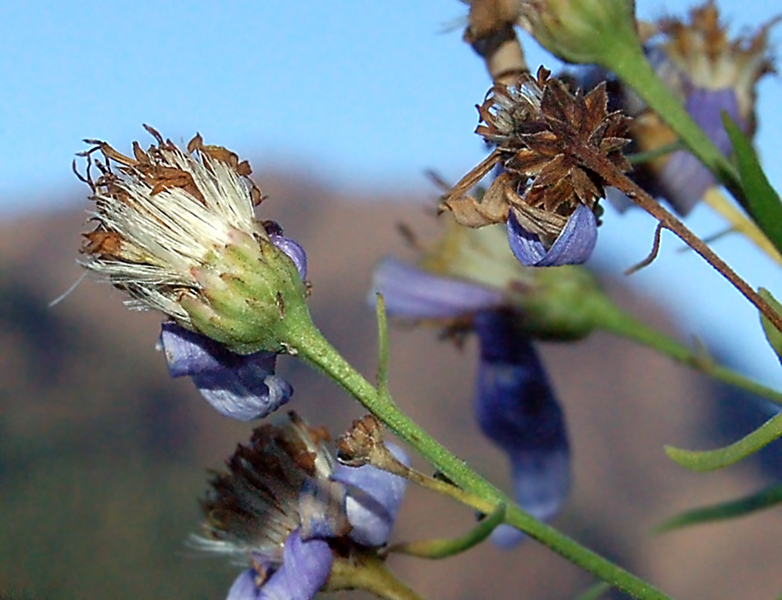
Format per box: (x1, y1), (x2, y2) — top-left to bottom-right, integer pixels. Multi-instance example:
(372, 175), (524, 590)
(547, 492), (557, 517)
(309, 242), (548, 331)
(441, 68), (631, 267)
(77, 128), (319, 422)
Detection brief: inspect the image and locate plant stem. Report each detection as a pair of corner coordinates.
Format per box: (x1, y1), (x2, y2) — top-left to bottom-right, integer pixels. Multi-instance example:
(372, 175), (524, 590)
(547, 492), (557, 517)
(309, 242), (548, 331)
(329, 554), (428, 600)
(588, 295), (782, 407)
(573, 141), (782, 335)
(286, 318), (674, 600)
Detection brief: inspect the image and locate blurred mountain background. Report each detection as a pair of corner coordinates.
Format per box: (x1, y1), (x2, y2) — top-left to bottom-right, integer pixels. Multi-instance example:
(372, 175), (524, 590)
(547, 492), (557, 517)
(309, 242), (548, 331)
(2, 174), (782, 600)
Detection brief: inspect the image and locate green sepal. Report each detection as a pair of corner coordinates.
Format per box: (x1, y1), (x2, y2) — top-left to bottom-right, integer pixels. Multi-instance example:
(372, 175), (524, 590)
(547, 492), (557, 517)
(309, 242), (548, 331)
(656, 484), (782, 533)
(759, 288), (782, 364)
(723, 113), (782, 255)
(665, 411), (782, 471)
(389, 504), (506, 559)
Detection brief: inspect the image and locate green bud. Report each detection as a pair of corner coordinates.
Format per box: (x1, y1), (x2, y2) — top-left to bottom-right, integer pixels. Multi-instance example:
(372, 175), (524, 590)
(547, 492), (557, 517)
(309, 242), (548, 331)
(517, 0), (641, 66)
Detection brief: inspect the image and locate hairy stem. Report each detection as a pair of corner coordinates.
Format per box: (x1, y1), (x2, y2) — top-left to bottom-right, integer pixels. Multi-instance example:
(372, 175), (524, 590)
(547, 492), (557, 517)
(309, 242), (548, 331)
(285, 318), (674, 600)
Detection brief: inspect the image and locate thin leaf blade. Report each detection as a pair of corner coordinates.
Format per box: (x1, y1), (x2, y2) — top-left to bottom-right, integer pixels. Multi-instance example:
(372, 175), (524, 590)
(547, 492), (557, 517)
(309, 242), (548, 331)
(722, 113), (782, 255)
(665, 411), (782, 471)
(657, 484), (782, 532)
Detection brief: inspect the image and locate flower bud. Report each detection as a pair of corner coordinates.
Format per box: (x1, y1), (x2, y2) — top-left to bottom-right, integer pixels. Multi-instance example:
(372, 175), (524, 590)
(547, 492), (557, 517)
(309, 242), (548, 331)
(516, 0), (641, 66)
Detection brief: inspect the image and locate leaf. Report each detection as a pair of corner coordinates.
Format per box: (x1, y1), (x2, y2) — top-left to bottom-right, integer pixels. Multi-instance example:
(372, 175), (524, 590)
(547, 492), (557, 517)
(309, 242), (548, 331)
(656, 484), (782, 533)
(665, 410), (782, 471)
(759, 288), (782, 364)
(722, 113), (782, 255)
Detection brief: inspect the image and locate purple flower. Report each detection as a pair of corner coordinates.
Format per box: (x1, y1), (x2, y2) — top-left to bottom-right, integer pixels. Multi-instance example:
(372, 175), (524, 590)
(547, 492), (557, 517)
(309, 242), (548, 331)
(473, 309), (570, 547)
(158, 322), (293, 421)
(196, 413), (408, 600)
(369, 256), (504, 319)
(226, 532), (332, 600)
(507, 204), (598, 267)
(628, 84), (745, 216)
(332, 443), (410, 547)
(370, 256), (571, 545)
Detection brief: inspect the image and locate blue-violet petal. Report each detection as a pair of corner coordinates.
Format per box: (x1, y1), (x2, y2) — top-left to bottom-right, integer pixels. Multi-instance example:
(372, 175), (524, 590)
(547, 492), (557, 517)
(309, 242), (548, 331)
(507, 204), (597, 267)
(369, 257), (503, 319)
(332, 443), (410, 547)
(257, 530), (332, 600)
(473, 310), (570, 546)
(270, 234), (308, 280)
(158, 322), (293, 421)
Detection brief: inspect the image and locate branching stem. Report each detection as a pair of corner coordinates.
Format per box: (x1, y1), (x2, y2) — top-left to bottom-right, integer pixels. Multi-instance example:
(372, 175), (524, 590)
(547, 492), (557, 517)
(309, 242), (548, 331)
(574, 143), (782, 334)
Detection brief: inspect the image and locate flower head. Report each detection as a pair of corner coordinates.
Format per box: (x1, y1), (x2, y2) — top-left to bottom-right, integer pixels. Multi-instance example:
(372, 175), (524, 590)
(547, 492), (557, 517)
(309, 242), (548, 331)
(195, 412), (408, 599)
(516, 0), (640, 66)
(617, 3), (778, 214)
(441, 68), (631, 267)
(78, 126), (309, 354)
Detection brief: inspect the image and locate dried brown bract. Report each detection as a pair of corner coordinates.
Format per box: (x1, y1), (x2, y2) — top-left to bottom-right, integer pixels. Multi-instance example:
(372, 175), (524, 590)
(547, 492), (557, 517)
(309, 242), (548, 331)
(75, 126), (269, 323)
(441, 68), (631, 245)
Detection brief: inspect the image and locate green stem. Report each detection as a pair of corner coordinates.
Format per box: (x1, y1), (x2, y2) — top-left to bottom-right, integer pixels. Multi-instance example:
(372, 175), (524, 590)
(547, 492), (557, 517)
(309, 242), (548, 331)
(605, 43), (744, 204)
(587, 289), (782, 408)
(329, 554), (428, 600)
(286, 318), (673, 600)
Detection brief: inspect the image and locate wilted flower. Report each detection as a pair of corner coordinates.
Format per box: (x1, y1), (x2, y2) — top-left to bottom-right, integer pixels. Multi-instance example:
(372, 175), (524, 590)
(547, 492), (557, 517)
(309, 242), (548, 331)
(195, 412), (408, 599)
(441, 68), (631, 267)
(614, 2), (778, 215)
(78, 126), (310, 355)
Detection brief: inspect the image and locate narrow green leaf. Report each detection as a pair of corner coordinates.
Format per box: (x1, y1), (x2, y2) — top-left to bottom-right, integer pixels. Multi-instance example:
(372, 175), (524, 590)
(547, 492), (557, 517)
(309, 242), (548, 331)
(389, 504), (506, 559)
(375, 293), (390, 400)
(759, 288), (782, 364)
(722, 113), (782, 255)
(665, 410), (782, 471)
(656, 484), (782, 532)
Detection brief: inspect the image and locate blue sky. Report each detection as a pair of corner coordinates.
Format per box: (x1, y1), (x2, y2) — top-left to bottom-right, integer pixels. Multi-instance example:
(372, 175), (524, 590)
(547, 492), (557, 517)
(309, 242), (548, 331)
(3, 1), (782, 391)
